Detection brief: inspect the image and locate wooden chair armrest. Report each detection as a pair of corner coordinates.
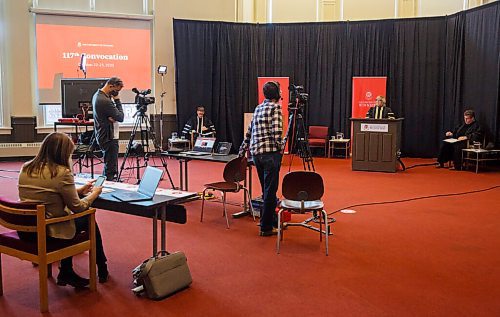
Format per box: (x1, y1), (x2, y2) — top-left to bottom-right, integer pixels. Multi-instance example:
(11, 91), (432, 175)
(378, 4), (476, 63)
(44, 208), (96, 225)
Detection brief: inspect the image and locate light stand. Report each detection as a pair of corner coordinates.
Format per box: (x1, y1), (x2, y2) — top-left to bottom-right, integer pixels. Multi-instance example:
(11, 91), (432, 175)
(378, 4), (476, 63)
(157, 65), (168, 150)
(79, 53), (87, 79)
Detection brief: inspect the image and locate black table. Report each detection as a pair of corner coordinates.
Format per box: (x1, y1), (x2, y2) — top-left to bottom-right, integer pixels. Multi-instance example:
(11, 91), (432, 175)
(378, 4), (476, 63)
(91, 188), (197, 256)
(161, 152), (254, 218)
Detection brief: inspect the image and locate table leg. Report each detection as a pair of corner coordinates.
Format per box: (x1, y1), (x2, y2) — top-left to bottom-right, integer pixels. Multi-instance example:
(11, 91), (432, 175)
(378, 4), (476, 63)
(184, 160), (189, 191)
(178, 160), (184, 190)
(152, 210), (158, 256)
(476, 152), (479, 174)
(161, 206), (166, 251)
(232, 164), (252, 218)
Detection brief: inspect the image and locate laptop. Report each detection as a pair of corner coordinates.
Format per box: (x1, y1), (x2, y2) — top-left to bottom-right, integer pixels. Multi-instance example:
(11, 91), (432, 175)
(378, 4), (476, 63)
(213, 142), (232, 156)
(180, 137), (216, 156)
(111, 166), (163, 202)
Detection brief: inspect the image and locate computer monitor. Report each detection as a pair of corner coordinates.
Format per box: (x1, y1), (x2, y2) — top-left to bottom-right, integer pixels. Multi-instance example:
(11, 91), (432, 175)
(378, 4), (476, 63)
(61, 78), (107, 118)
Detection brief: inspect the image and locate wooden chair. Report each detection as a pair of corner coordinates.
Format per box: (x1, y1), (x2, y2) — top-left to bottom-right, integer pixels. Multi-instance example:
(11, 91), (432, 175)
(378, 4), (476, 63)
(308, 126), (329, 157)
(276, 171), (331, 255)
(0, 197), (96, 313)
(200, 156), (255, 229)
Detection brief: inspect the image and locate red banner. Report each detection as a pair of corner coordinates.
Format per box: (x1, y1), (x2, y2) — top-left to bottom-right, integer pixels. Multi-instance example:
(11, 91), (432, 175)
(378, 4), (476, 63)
(257, 77), (289, 152)
(352, 77), (387, 118)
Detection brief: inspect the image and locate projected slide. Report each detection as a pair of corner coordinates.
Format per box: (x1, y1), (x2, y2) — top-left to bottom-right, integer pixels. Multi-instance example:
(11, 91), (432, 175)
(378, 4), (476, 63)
(36, 21), (151, 102)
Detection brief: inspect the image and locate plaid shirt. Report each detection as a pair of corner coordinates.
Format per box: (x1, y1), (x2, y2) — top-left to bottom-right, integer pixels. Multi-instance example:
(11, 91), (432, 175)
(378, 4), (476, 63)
(239, 99), (284, 156)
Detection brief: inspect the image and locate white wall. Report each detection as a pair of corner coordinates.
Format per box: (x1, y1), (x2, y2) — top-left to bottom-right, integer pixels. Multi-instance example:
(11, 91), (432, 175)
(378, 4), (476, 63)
(343, 0), (396, 20)
(271, 0), (318, 22)
(418, 0), (464, 16)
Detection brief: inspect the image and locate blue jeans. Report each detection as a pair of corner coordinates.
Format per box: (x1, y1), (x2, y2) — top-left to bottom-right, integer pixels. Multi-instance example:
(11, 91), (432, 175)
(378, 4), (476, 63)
(254, 151), (282, 232)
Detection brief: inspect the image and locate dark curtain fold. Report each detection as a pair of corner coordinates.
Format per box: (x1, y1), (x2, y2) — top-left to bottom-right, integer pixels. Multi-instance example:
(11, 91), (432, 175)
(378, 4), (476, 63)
(173, 2), (500, 157)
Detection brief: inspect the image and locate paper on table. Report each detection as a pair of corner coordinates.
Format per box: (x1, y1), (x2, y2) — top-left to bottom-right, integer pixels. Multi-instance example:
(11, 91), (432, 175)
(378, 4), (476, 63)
(443, 138), (459, 143)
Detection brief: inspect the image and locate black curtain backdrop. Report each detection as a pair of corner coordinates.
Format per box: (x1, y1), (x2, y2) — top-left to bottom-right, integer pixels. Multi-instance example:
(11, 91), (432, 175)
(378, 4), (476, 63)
(173, 2), (500, 157)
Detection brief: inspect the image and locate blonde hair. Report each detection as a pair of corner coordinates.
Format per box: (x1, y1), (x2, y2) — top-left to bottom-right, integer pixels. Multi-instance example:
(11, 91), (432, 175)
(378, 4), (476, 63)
(23, 132), (75, 178)
(376, 96), (386, 105)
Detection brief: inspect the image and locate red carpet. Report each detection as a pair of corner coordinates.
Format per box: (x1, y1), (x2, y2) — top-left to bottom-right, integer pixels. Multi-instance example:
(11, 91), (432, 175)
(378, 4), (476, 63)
(0, 157), (499, 316)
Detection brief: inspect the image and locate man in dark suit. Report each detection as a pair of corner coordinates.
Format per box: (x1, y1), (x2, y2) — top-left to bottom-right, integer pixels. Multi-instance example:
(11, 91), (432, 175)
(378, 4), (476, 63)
(181, 105), (216, 142)
(437, 109), (482, 170)
(366, 96), (395, 119)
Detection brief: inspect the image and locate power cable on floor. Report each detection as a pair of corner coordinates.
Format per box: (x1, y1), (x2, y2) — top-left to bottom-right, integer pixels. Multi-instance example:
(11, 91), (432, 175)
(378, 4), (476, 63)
(328, 184), (500, 216)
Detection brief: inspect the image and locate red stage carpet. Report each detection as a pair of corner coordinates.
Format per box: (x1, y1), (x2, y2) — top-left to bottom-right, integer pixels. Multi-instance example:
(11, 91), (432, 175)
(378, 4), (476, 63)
(0, 157), (499, 316)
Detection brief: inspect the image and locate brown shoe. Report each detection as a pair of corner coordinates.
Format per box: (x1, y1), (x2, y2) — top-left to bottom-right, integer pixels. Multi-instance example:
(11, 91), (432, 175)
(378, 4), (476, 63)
(260, 229), (278, 237)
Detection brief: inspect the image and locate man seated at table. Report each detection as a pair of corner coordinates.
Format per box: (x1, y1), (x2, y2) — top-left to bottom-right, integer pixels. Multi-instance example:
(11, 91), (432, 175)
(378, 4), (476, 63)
(181, 106), (216, 145)
(437, 109), (482, 170)
(365, 96), (395, 119)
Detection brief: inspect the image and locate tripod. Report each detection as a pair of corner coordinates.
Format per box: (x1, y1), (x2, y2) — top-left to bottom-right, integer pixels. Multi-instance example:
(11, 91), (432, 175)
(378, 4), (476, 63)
(284, 106), (315, 171)
(117, 109), (175, 187)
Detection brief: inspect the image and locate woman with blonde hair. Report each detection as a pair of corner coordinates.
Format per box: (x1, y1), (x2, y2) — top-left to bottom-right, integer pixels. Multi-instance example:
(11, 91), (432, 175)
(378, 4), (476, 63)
(18, 132), (108, 287)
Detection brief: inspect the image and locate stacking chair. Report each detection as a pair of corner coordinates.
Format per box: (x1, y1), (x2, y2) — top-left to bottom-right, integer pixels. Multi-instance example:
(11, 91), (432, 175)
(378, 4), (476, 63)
(308, 126), (329, 157)
(200, 156), (255, 229)
(276, 171), (331, 255)
(0, 197), (96, 312)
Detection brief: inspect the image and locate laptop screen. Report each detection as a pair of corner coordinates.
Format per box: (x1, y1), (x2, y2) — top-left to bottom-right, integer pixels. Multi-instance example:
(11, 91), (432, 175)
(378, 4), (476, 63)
(138, 166), (164, 197)
(193, 137), (216, 153)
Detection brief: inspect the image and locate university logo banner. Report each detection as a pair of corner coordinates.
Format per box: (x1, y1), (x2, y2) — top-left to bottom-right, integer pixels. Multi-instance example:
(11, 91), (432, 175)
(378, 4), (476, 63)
(352, 77), (387, 118)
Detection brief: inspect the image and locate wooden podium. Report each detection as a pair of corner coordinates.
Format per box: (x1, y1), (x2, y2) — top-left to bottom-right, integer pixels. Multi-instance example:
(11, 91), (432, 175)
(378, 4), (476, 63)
(350, 118), (404, 172)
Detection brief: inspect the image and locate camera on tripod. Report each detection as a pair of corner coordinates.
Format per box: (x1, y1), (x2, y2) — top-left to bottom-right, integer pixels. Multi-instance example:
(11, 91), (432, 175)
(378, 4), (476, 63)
(133, 87), (155, 113)
(288, 84), (309, 109)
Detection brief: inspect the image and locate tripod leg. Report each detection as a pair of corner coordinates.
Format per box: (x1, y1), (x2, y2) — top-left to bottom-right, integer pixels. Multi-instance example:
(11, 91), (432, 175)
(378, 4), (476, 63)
(144, 116), (175, 188)
(118, 115), (141, 181)
(159, 155), (175, 188)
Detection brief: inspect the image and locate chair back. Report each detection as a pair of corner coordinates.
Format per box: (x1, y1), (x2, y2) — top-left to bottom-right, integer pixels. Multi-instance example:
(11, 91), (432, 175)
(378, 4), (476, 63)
(223, 156), (247, 183)
(0, 196), (40, 232)
(282, 171), (324, 201)
(308, 126), (328, 139)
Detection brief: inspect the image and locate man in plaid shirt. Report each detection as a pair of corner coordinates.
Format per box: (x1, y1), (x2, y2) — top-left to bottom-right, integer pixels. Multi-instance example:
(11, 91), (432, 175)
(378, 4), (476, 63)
(239, 81), (284, 236)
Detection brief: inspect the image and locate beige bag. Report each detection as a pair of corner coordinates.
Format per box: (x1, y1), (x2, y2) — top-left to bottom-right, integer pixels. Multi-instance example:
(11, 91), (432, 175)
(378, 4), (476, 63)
(132, 251), (192, 299)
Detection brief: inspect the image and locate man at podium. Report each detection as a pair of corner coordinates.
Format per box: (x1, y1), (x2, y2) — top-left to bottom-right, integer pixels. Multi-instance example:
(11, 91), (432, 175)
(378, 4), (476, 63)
(366, 96), (395, 119)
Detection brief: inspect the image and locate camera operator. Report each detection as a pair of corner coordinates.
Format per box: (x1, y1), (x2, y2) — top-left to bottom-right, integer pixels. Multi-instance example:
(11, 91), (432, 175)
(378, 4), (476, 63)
(239, 81), (284, 237)
(92, 77), (124, 181)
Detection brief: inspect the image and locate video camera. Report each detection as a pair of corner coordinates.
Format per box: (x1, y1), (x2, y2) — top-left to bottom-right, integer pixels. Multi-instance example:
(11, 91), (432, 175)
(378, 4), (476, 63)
(133, 87), (155, 113)
(288, 84), (309, 110)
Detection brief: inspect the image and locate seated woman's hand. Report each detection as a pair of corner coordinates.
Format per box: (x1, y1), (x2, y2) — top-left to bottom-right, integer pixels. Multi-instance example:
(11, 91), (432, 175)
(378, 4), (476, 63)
(78, 181), (94, 196)
(92, 185), (103, 196)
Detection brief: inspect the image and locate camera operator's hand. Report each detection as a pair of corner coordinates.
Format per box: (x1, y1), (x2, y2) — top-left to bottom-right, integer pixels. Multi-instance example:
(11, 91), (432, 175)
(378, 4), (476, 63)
(108, 117), (116, 123)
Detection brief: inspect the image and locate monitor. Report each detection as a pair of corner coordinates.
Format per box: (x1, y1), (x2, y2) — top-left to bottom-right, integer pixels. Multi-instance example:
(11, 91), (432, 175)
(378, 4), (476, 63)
(61, 78), (107, 118)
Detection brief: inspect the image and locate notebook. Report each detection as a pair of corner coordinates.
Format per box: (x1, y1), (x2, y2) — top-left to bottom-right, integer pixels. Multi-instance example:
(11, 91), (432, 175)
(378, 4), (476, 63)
(111, 166), (163, 202)
(180, 137), (216, 156)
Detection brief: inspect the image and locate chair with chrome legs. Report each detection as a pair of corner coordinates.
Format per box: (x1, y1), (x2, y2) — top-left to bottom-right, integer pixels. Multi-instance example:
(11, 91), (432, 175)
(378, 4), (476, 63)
(276, 171), (332, 255)
(200, 156), (255, 229)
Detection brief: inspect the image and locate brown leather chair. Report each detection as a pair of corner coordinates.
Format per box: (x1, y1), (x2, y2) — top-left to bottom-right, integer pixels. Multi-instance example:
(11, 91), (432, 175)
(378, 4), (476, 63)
(0, 197), (96, 312)
(308, 126), (329, 157)
(200, 156), (255, 229)
(276, 171), (331, 255)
